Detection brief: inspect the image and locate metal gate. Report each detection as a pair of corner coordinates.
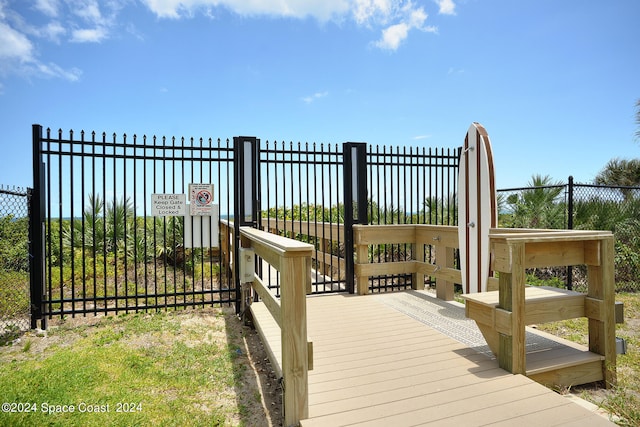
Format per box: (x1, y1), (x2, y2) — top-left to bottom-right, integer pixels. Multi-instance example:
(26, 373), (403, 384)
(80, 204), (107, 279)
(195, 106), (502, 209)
(30, 125), (460, 326)
(30, 125), (236, 326)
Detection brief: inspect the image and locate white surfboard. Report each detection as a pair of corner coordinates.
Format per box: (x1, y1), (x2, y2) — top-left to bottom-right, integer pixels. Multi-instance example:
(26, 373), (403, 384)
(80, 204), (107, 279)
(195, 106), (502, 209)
(458, 122), (497, 294)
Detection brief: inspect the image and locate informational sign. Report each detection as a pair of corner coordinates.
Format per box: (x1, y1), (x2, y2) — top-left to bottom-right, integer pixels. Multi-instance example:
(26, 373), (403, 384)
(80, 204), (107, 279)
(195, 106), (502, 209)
(150, 194), (186, 216)
(189, 183), (214, 216)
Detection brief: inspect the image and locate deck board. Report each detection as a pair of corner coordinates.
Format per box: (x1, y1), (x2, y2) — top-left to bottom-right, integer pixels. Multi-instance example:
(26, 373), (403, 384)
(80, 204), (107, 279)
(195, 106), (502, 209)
(251, 293), (615, 426)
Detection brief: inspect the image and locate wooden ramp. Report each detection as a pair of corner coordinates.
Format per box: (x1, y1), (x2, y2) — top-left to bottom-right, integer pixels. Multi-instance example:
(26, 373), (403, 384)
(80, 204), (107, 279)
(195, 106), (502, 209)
(250, 293), (614, 426)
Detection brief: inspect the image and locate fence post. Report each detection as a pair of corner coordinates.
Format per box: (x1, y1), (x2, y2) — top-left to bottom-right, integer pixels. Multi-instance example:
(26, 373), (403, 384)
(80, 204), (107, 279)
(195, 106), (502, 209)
(29, 124), (46, 330)
(343, 142), (368, 294)
(567, 175), (574, 290)
(567, 176), (574, 230)
(233, 136), (260, 314)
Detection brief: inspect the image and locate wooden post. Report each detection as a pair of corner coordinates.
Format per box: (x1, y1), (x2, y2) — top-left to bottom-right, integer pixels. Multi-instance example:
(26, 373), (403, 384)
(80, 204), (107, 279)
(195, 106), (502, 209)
(413, 238), (425, 291)
(587, 236), (617, 387)
(498, 242), (526, 374)
(356, 241), (369, 295)
(280, 254), (310, 426)
(435, 245), (455, 301)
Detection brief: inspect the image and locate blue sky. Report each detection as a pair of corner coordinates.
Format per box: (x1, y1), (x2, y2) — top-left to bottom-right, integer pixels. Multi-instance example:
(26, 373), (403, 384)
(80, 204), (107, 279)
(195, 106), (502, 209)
(1, 0), (638, 191)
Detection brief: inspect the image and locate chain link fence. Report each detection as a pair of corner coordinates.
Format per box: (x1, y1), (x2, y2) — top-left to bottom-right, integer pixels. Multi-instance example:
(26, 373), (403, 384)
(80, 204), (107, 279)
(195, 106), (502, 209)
(498, 178), (640, 293)
(0, 185), (31, 343)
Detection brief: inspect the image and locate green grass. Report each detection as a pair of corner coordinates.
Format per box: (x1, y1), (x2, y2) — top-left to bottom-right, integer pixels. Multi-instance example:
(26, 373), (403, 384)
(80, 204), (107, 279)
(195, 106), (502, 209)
(0, 309), (256, 427)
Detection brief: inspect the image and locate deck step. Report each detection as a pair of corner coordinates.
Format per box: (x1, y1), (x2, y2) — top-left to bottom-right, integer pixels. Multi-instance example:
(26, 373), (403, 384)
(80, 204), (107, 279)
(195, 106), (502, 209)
(462, 286), (607, 388)
(525, 328), (605, 387)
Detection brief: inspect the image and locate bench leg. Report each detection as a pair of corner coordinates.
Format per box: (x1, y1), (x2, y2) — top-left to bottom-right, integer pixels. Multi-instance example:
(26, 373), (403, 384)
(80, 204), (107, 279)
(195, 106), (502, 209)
(475, 322), (499, 356)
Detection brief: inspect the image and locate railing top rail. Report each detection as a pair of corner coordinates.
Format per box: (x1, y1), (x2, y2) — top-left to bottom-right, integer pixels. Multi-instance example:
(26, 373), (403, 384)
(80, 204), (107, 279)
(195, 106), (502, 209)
(240, 226), (313, 256)
(351, 224), (613, 245)
(352, 224), (458, 230)
(489, 228), (613, 243)
(261, 217), (345, 229)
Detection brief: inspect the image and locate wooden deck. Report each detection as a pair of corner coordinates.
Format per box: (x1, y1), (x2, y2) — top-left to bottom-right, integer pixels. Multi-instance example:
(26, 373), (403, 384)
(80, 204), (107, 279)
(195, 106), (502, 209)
(251, 293), (614, 427)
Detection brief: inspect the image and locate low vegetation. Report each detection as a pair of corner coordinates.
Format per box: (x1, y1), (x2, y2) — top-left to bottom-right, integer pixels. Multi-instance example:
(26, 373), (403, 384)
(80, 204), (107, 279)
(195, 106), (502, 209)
(0, 308), (277, 427)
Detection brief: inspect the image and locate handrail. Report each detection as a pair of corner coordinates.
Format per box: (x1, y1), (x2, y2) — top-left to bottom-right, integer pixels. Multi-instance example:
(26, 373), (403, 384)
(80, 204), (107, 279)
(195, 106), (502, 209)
(261, 218), (346, 280)
(353, 224), (461, 299)
(353, 223), (617, 387)
(352, 225), (616, 297)
(223, 221), (313, 427)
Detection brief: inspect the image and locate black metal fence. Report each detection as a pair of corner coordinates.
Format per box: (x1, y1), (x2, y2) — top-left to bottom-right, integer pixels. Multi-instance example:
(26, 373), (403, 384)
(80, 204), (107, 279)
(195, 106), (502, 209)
(30, 122), (639, 328)
(260, 141), (347, 294)
(30, 122), (467, 324)
(498, 176), (640, 292)
(365, 145), (460, 292)
(256, 141), (461, 295)
(0, 185), (31, 341)
(31, 126), (236, 325)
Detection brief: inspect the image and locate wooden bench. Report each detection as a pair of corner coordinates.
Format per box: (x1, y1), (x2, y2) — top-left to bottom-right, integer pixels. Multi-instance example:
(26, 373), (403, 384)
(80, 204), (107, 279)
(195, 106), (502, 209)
(462, 229), (617, 389)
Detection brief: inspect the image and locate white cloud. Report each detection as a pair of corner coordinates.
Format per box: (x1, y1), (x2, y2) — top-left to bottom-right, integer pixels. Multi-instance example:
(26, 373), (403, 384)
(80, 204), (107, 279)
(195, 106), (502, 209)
(435, 0), (456, 15)
(0, 22), (33, 61)
(353, 0), (393, 25)
(412, 134), (431, 140)
(375, 22), (408, 50)
(140, 0), (446, 51)
(141, 0), (351, 20)
(373, 2), (436, 50)
(71, 27), (108, 43)
(65, 0), (124, 43)
(34, 0), (60, 17)
(71, 0), (103, 22)
(36, 62), (83, 81)
(1, 0), (459, 89)
(0, 12), (81, 83)
(42, 21), (66, 42)
(302, 91), (329, 104)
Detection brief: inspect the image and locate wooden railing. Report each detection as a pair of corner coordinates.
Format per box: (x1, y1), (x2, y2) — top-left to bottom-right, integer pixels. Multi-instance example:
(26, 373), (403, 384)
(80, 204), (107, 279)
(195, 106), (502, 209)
(261, 218), (346, 282)
(220, 220), (313, 426)
(353, 224), (470, 299)
(353, 224), (617, 388)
